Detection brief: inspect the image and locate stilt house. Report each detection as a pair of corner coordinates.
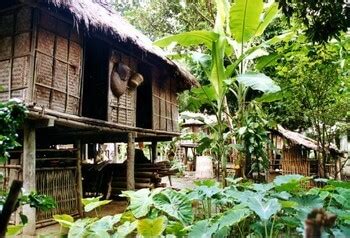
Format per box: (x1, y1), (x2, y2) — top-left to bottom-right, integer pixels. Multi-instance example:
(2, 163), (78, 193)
(268, 125), (343, 181)
(0, 0), (197, 234)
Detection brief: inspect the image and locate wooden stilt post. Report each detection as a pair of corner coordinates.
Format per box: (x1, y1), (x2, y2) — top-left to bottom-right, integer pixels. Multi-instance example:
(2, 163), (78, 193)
(75, 140), (84, 217)
(151, 141), (157, 163)
(126, 132), (135, 190)
(22, 122), (36, 236)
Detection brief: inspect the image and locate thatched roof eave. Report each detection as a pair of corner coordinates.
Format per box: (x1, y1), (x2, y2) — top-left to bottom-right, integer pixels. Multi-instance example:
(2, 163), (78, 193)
(273, 125), (342, 156)
(40, 0), (198, 89)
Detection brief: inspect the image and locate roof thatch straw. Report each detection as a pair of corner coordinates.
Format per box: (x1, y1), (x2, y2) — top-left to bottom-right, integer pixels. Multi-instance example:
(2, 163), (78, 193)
(275, 125), (342, 156)
(41, 0), (198, 89)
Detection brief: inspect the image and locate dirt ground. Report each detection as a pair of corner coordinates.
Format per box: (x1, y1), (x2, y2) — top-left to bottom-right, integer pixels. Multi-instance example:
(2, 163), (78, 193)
(33, 172), (203, 237)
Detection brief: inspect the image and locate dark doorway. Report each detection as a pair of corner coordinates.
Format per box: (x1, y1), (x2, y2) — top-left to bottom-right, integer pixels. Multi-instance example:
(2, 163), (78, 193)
(136, 63), (152, 129)
(82, 37), (109, 120)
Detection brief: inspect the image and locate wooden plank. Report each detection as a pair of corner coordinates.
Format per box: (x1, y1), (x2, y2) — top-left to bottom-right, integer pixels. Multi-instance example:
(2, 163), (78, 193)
(126, 132), (135, 190)
(151, 141), (157, 163)
(75, 140), (84, 218)
(22, 122), (36, 236)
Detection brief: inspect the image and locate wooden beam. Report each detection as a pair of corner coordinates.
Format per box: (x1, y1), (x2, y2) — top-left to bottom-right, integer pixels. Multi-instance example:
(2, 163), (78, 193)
(35, 118), (55, 128)
(126, 132), (135, 190)
(75, 140), (84, 218)
(22, 122), (36, 236)
(151, 141), (157, 163)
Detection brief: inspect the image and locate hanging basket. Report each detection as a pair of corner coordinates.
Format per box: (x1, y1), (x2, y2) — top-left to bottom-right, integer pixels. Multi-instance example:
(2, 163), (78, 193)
(110, 63), (131, 97)
(128, 73), (144, 89)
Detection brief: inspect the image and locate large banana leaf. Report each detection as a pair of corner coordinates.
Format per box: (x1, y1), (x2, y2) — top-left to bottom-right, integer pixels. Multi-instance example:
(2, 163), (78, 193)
(255, 3), (279, 37)
(154, 31), (219, 49)
(210, 36), (226, 103)
(230, 0), (264, 43)
(237, 72), (280, 93)
(214, 0), (230, 33)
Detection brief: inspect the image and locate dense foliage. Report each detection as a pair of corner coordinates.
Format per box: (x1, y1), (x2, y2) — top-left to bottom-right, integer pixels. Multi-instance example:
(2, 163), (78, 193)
(55, 175), (350, 237)
(0, 99), (27, 164)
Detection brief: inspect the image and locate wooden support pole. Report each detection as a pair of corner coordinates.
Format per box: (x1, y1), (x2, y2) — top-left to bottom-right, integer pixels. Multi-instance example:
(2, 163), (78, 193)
(75, 140), (84, 218)
(22, 122), (36, 236)
(126, 132), (135, 190)
(151, 141), (157, 163)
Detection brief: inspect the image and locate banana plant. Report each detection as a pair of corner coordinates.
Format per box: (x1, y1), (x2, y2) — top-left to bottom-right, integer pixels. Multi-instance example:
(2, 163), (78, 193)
(155, 0), (288, 184)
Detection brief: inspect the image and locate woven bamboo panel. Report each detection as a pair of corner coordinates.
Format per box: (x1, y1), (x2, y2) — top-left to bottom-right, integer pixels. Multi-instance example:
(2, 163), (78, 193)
(51, 91), (66, 112)
(15, 7), (31, 33)
(67, 96), (79, 115)
(55, 36), (68, 61)
(152, 72), (179, 132)
(0, 37), (12, 60)
(37, 29), (55, 56)
(35, 53), (53, 85)
(0, 60), (10, 100)
(53, 60), (67, 91)
(34, 10), (82, 115)
(110, 89), (136, 126)
(281, 146), (310, 176)
(36, 169), (78, 222)
(14, 32), (30, 56)
(35, 85), (50, 107)
(0, 14), (14, 36)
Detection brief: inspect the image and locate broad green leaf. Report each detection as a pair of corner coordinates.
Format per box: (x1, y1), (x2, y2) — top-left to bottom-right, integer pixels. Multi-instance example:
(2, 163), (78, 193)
(255, 53), (279, 70)
(154, 31), (219, 49)
(252, 183), (274, 194)
(153, 189), (193, 225)
(279, 200), (298, 208)
(137, 216), (167, 238)
(189, 220), (218, 238)
(237, 72), (280, 93)
(194, 179), (218, 187)
(120, 188), (153, 218)
(165, 221), (187, 237)
(53, 214), (74, 228)
(112, 221), (137, 238)
(82, 196), (102, 206)
(84, 200), (112, 212)
(214, 208), (251, 230)
(291, 195), (324, 220)
(230, 0), (264, 43)
(6, 225), (24, 236)
(255, 3), (279, 36)
(89, 214), (122, 234)
(214, 0), (230, 33)
(68, 218), (96, 238)
(255, 91), (283, 103)
(210, 36), (226, 102)
(246, 196), (281, 221)
(273, 174), (304, 186)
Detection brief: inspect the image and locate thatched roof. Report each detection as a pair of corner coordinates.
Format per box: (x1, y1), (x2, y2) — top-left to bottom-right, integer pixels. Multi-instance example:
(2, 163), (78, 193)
(41, 0), (198, 89)
(275, 125), (342, 155)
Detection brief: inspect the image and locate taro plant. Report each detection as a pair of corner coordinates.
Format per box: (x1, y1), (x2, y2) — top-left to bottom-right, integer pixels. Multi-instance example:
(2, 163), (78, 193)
(53, 175), (350, 237)
(154, 0), (290, 184)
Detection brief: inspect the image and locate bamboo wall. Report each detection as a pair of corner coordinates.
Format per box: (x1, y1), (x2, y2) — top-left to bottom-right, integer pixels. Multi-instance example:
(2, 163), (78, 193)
(108, 50), (136, 126)
(34, 10), (82, 115)
(0, 6), (32, 101)
(152, 69), (179, 132)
